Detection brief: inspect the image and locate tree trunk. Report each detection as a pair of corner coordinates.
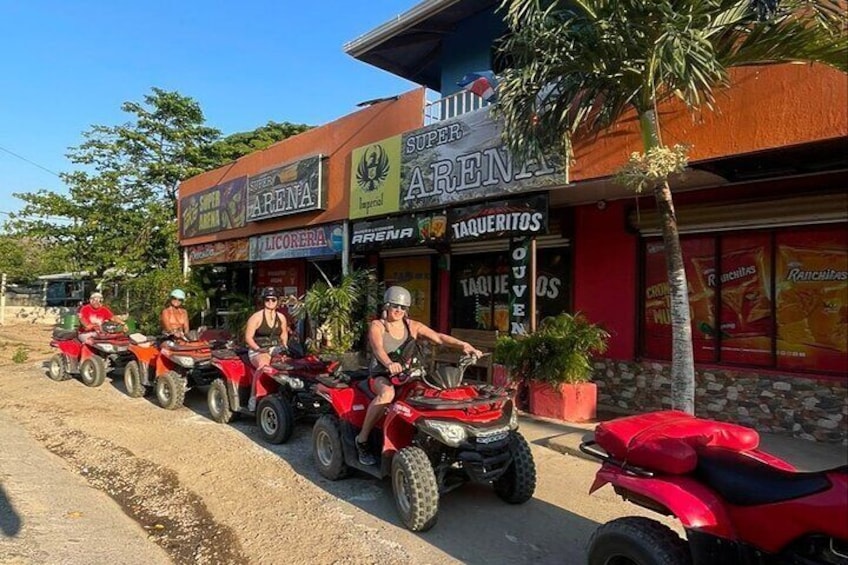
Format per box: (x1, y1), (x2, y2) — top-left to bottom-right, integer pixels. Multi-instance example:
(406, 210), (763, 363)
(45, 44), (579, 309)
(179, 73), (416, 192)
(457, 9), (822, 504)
(639, 110), (695, 414)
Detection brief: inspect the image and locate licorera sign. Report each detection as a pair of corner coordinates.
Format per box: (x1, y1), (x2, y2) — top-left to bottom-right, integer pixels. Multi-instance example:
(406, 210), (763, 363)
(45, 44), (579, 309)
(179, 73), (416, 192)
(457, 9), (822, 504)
(247, 155), (325, 221)
(349, 107), (566, 219)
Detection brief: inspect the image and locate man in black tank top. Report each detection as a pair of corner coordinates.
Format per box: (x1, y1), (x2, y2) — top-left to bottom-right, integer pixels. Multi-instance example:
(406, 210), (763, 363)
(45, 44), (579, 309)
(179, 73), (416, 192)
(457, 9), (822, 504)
(355, 286), (482, 466)
(244, 287), (289, 411)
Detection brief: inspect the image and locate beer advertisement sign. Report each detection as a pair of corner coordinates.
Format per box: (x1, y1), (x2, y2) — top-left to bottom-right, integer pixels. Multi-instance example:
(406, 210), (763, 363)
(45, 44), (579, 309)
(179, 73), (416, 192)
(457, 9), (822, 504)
(349, 213), (447, 252)
(247, 155), (325, 222)
(349, 136), (401, 219)
(180, 176), (247, 238)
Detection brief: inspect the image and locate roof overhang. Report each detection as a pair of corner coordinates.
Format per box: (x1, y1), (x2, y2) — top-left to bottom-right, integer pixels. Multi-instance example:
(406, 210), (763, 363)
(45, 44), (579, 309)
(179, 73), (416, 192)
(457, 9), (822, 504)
(344, 0), (498, 90)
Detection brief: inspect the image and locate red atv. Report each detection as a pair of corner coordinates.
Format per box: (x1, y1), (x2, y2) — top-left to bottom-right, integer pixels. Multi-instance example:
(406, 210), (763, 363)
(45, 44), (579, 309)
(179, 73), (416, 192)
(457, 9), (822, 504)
(206, 339), (336, 444)
(311, 349), (536, 532)
(580, 410), (848, 565)
(123, 328), (228, 410)
(48, 321), (131, 387)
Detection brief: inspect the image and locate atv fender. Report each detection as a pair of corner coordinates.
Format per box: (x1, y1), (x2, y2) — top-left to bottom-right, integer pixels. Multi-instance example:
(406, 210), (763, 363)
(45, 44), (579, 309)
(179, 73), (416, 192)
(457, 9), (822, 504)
(382, 409), (415, 458)
(592, 466), (735, 538)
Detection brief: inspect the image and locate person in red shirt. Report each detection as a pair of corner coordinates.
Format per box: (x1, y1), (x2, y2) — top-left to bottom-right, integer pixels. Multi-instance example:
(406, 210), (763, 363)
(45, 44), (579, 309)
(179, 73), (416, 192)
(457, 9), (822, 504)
(79, 292), (115, 330)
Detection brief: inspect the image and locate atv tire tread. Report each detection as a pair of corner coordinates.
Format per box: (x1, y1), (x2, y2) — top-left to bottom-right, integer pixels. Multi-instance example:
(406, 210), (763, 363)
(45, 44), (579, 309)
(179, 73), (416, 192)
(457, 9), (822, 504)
(312, 415), (348, 480)
(208, 379), (236, 424)
(80, 356), (107, 388)
(47, 354), (71, 382)
(155, 371), (186, 410)
(392, 446), (439, 532)
(588, 516), (692, 565)
(123, 361), (146, 398)
(256, 395), (294, 444)
(494, 432), (537, 504)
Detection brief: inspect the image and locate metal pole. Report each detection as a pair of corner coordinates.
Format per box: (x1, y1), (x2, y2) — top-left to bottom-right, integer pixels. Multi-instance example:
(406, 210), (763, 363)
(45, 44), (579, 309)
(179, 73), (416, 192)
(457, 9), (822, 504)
(0, 273), (6, 326)
(341, 220), (350, 276)
(182, 247), (190, 282)
(530, 238), (537, 333)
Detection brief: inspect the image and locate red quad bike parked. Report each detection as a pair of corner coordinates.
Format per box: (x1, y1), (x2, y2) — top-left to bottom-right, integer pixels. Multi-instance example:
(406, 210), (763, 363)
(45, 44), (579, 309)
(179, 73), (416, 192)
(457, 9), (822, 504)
(579, 410), (848, 565)
(48, 321), (131, 387)
(206, 339), (336, 444)
(123, 328), (229, 410)
(311, 347), (537, 532)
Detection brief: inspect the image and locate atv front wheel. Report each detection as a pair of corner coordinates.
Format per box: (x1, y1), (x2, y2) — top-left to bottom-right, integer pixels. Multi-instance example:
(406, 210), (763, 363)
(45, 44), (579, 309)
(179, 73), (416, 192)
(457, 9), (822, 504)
(256, 395), (294, 444)
(493, 432), (536, 504)
(155, 371), (186, 410)
(588, 517), (692, 565)
(47, 354), (71, 382)
(312, 415), (348, 480)
(391, 446), (439, 532)
(208, 379), (236, 424)
(123, 361), (146, 398)
(79, 356), (107, 387)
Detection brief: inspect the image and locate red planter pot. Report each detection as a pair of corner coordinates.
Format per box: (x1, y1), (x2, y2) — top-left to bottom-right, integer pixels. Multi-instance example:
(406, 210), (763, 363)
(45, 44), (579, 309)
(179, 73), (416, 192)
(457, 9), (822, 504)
(529, 381), (597, 422)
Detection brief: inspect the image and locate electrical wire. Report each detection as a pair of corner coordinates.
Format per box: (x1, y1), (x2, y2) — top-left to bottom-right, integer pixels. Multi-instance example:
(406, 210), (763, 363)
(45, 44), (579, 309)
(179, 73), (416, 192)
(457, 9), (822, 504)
(0, 144), (62, 177)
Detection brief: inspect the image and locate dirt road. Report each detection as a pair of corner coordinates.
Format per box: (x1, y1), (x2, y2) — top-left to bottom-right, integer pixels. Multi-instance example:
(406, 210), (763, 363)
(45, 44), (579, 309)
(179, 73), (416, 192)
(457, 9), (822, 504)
(0, 324), (668, 564)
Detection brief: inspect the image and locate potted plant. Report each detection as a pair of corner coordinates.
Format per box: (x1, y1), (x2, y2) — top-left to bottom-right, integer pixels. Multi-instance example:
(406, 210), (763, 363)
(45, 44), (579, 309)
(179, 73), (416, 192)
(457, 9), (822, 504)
(304, 268), (382, 368)
(494, 313), (609, 422)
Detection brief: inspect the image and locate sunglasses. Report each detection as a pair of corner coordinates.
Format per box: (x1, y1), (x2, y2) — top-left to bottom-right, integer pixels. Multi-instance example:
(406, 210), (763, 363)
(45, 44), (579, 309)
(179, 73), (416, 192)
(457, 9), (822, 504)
(388, 303), (408, 312)
(264, 297), (279, 303)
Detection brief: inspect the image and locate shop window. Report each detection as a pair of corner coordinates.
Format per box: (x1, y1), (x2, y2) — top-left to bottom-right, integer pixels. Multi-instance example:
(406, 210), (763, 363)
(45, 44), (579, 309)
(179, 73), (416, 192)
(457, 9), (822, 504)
(452, 248), (570, 332)
(640, 224), (846, 375)
(383, 257), (433, 327)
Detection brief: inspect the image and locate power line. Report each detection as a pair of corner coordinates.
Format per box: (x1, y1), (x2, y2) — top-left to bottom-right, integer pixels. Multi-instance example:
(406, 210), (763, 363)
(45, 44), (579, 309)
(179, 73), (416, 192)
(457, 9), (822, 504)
(0, 144), (62, 178)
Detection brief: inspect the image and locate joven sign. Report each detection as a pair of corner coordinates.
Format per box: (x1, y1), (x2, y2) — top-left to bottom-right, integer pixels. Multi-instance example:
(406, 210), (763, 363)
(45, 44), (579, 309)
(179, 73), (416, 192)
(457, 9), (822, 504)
(509, 238), (532, 335)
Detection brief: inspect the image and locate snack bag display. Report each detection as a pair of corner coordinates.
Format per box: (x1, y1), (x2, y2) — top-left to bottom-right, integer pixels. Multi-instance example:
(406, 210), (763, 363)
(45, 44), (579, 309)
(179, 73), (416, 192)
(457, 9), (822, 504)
(719, 245), (772, 339)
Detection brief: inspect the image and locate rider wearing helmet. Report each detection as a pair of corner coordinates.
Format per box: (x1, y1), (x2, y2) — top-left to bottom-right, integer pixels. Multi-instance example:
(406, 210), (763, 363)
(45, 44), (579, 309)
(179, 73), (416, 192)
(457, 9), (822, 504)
(160, 288), (190, 339)
(244, 286), (290, 411)
(355, 285), (482, 466)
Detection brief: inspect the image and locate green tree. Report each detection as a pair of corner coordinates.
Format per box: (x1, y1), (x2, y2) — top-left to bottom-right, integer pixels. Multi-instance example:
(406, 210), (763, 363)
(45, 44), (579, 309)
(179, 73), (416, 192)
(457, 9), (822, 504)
(497, 0), (846, 413)
(0, 236), (72, 281)
(8, 88), (221, 282)
(204, 121), (312, 166)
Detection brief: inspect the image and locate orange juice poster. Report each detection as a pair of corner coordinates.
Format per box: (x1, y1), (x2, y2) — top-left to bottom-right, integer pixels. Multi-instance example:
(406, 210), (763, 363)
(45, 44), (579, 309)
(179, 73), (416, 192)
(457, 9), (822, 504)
(719, 233), (773, 366)
(775, 227), (847, 373)
(643, 237), (716, 362)
(383, 257), (432, 326)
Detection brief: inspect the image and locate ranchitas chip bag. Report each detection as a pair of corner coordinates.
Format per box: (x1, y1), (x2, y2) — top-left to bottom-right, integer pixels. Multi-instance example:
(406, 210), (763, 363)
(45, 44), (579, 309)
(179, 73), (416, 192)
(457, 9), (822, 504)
(777, 244), (848, 353)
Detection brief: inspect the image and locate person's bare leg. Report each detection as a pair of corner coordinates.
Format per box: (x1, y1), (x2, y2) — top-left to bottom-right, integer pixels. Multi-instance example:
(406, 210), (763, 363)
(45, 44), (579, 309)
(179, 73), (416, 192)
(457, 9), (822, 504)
(249, 352), (270, 411)
(356, 379), (394, 443)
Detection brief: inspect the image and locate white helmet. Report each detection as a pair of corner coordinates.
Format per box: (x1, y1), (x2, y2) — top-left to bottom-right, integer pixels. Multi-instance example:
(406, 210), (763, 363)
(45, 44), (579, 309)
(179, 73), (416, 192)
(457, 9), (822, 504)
(383, 286), (412, 308)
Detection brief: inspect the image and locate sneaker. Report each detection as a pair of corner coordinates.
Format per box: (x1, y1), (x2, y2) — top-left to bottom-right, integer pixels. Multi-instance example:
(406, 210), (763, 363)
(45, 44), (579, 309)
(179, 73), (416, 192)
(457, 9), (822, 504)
(247, 396), (256, 412)
(356, 440), (376, 466)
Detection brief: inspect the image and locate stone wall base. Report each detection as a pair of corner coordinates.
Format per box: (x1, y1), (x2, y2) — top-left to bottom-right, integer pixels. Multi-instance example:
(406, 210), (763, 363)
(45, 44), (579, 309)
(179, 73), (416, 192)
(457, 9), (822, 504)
(593, 359), (847, 444)
(0, 307), (73, 326)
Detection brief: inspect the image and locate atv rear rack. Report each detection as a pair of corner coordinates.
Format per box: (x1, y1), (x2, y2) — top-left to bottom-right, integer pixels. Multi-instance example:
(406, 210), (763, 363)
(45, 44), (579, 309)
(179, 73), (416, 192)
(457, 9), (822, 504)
(579, 439), (655, 477)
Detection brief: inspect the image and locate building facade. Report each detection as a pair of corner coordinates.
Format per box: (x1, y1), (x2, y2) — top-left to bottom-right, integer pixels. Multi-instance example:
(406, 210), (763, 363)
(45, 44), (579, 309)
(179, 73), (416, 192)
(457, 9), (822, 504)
(344, 0), (848, 442)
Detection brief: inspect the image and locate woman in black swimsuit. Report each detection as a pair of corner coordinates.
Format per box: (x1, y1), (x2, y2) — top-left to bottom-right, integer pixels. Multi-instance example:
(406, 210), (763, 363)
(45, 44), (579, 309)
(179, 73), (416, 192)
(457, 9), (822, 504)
(244, 286), (289, 410)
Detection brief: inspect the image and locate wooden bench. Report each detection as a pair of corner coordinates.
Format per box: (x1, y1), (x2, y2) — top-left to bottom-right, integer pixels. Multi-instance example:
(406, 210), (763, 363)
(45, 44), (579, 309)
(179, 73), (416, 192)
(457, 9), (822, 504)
(430, 328), (499, 383)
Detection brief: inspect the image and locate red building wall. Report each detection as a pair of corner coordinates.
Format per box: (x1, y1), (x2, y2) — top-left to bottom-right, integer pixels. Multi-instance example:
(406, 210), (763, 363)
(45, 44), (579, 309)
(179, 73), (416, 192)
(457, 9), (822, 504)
(572, 200), (638, 359)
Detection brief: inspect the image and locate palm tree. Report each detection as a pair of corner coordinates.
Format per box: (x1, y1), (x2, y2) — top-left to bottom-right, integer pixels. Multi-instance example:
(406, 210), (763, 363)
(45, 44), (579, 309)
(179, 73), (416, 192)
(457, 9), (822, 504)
(496, 0), (847, 413)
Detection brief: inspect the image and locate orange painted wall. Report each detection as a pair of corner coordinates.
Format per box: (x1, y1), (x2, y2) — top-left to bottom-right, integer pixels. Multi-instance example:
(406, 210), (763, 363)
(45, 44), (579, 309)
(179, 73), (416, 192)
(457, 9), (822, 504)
(179, 88), (426, 246)
(571, 64), (848, 181)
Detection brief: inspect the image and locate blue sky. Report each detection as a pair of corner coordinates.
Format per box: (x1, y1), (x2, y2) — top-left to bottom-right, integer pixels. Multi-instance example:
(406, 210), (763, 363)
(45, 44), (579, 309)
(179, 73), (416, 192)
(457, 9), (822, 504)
(0, 0), (420, 218)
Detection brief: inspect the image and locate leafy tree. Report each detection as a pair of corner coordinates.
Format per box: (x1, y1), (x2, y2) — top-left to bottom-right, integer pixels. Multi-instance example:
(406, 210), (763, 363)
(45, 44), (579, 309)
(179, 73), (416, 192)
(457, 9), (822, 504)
(8, 88), (221, 282)
(497, 0), (846, 413)
(0, 236), (72, 281)
(204, 121), (312, 166)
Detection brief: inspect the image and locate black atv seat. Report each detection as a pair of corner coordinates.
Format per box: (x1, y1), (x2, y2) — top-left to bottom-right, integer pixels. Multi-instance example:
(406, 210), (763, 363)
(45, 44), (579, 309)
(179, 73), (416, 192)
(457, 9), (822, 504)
(52, 328), (78, 341)
(344, 369), (371, 381)
(694, 446), (834, 506)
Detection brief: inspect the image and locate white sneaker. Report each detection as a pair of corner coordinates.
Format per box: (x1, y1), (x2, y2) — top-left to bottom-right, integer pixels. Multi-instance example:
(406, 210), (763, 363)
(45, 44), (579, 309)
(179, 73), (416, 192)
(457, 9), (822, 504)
(248, 397), (256, 412)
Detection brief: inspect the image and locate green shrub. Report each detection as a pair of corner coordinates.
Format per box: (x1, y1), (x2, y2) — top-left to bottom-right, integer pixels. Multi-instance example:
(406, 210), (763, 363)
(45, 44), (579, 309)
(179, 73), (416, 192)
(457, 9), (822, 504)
(12, 347), (29, 364)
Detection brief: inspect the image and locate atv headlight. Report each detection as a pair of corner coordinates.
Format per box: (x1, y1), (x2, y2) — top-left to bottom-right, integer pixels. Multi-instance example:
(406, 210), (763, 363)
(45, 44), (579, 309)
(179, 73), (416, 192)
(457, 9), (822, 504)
(280, 375), (304, 390)
(171, 355), (195, 368)
(508, 404), (518, 430)
(96, 343), (115, 353)
(421, 420), (467, 447)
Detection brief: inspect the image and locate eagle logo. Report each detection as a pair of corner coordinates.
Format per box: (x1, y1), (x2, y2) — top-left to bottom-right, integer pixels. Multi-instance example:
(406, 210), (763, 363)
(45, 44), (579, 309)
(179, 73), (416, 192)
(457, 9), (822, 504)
(356, 144), (390, 192)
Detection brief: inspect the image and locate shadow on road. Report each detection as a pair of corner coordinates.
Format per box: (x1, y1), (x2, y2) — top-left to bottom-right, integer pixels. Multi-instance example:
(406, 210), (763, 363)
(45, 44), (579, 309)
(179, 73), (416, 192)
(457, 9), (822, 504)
(0, 484), (22, 537)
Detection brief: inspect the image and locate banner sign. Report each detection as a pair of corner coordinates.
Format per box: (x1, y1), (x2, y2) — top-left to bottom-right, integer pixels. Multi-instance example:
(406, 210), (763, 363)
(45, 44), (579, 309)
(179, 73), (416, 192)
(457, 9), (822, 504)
(350, 213), (447, 252)
(349, 108), (566, 219)
(249, 223), (344, 261)
(509, 237), (532, 335)
(448, 194), (548, 242)
(247, 155), (324, 222)
(180, 176), (247, 238)
(187, 239), (249, 265)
